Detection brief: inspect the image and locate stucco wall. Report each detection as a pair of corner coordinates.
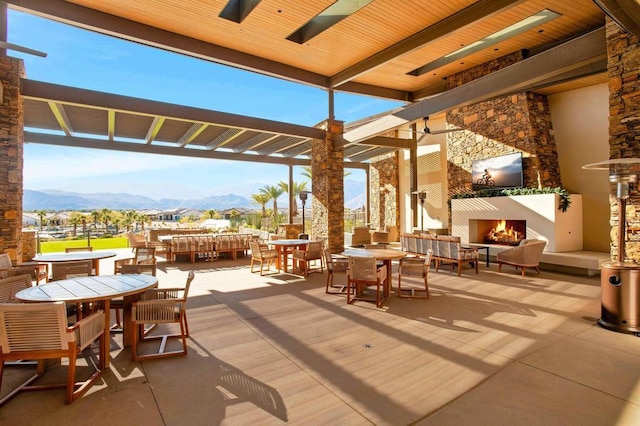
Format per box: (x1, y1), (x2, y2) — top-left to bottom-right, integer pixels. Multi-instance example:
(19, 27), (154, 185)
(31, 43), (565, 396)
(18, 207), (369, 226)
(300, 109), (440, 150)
(547, 84), (610, 252)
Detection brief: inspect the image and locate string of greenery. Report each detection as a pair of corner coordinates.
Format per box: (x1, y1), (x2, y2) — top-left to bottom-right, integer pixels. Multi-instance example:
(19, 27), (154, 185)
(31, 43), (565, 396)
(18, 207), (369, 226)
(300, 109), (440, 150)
(450, 187), (572, 212)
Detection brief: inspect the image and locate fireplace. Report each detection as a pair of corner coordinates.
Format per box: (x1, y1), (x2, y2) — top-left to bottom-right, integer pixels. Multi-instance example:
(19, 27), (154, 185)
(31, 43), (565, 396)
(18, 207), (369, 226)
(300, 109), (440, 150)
(475, 219), (526, 246)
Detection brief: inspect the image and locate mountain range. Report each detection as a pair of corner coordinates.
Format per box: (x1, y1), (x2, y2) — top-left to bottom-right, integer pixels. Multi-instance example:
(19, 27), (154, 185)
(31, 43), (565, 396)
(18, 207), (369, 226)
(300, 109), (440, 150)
(24, 187), (366, 211)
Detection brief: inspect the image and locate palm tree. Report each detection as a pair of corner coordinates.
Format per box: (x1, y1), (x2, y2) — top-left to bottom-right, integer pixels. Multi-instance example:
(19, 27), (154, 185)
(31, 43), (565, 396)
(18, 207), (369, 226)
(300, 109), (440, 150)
(278, 180), (308, 217)
(91, 210), (101, 228)
(101, 208), (112, 232)
(260, 184), (285, 218)
(68, 212), (84, 236)
(36, 210), (47, 230)
(250, 193), (270, 218)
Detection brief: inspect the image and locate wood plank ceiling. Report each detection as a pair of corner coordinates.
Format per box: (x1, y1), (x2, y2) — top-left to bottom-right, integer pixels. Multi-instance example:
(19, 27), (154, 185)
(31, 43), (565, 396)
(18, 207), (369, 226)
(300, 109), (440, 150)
(5, 0), (623, 164)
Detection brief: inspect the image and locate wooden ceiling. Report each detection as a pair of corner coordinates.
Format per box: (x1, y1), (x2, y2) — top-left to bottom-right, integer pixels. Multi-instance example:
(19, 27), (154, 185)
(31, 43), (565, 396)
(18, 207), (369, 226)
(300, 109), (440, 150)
(5, 0), (627, 162)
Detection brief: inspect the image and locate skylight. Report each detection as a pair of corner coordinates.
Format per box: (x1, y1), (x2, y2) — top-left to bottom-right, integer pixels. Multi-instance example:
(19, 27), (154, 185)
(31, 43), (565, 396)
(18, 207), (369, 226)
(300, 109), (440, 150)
(408, 9), (561, 76)
(287, 0), (373, 44)
(219, 0), (262, 24)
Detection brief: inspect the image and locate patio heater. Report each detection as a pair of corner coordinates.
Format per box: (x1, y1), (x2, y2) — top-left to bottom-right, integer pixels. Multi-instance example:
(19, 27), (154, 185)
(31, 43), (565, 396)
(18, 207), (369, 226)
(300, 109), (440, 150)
(298, 191), (310, 240)
(583, 158), (640, 334)
(412, 191), (427, 231)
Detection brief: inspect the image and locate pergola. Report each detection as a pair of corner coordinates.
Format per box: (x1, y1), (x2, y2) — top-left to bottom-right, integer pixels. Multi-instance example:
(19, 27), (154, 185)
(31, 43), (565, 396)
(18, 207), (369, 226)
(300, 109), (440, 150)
(1, 0), (639, 255)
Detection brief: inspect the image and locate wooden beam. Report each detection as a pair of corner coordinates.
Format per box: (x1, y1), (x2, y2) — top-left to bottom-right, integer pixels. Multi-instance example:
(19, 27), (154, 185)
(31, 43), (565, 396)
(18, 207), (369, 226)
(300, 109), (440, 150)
(330, 0), (526, 87)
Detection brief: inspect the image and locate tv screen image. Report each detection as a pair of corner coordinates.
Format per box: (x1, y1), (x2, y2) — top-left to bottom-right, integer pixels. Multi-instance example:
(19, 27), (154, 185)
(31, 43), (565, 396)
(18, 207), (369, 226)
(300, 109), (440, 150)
(472, 152), (523, 190)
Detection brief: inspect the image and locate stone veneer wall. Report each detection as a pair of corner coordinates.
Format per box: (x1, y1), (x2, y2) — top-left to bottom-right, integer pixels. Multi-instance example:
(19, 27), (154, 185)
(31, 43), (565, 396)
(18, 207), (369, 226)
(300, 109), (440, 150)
(606, 18), (640, 262)
(445, 51), (562, 195)
(0, 56), (24, 263)
(312, 120), (345, 252)
(369, 152), (399, 239)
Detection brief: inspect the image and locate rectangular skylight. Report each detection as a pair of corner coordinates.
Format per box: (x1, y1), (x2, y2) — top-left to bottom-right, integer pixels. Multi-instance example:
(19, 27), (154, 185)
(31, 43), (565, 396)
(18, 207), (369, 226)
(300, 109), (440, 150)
(287, 0), (373, 44)
(408, 9), (561, 76)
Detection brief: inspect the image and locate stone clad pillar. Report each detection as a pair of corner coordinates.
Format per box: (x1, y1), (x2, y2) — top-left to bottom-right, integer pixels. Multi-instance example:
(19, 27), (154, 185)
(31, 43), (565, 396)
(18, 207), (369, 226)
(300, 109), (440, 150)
(0, 55), (24, 262)
(370, 152), (399, 237)
(311, 120), (344, 252)
(606, 18), (640, 262)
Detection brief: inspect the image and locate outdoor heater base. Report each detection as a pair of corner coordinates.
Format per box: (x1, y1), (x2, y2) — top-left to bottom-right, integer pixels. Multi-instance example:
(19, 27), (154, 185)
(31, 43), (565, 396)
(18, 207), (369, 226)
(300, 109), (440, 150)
(599, 261), (640, 335)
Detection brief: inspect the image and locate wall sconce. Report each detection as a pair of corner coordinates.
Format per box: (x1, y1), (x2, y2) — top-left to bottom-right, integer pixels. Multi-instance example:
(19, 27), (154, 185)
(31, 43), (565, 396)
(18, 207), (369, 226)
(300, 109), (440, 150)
(299, 191), (310, 239)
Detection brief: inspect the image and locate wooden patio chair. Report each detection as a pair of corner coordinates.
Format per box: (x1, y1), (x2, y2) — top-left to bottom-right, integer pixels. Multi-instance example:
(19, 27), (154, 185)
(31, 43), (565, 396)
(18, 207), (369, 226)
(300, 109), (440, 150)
(291, 241), (324, 276)
(397, 250), (432, 298)
(0, 274), (32, 303)
(0, 302), (105, 405)
(114, 246), (157, 274)
(112, 263), (158, 332)
(131, 271), (194, 361)
(51, 260), (93, 280)
(65, 246), (94, 253)
(170, 236), (194, 263)
(347, 257), (388, 308)
(0, 253), (48, 285)
(323, 248), (349, 294)
(249, 241), (278, 275)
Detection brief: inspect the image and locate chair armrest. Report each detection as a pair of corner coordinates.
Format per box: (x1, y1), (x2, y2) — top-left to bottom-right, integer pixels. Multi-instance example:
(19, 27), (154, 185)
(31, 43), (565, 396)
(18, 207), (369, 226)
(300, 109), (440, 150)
(71, 310), (105, 350)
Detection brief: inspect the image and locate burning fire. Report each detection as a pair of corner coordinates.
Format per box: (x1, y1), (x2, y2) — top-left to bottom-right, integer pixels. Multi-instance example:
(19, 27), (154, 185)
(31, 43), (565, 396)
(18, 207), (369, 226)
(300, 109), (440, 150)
(488, 220), (519, 242)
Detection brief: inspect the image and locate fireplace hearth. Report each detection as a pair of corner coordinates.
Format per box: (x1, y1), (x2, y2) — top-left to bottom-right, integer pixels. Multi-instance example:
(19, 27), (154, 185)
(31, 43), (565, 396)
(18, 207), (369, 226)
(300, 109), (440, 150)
(476, 219), (526, 246)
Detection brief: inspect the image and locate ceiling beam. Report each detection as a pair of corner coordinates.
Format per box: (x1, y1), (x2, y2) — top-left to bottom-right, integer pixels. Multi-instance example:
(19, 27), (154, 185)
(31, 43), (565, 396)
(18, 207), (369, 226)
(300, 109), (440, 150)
(329, 0), (527, 88)
(21, 79), (325, 140)
(24, 131), (310, 166)
(344, 27), (607, 143)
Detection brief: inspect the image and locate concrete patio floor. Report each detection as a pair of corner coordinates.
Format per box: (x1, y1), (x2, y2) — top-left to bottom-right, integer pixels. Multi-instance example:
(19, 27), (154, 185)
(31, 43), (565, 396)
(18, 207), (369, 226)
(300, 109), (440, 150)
(2, 249), (640, 425)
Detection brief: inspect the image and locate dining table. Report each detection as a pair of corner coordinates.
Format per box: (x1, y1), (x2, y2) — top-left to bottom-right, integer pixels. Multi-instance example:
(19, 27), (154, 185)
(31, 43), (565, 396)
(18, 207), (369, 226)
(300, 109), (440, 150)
(268, 239), (310, 273)
(341, 247), (407, 297)
(33, 251), (117, 276)
(15, 274), (158, 368)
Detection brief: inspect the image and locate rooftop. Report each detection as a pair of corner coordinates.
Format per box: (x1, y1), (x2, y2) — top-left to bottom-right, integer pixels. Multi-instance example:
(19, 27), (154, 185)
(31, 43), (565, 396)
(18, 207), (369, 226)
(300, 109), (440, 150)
(2, 249), (639, 424)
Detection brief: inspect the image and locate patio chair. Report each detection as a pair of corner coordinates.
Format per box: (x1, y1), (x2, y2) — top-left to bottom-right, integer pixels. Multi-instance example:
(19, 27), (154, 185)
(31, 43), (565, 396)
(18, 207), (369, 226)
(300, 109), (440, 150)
(131, 271), (194, 361)
(51, 260), (93, 280)
(65, 246), (94, 253)
(347, 257), (388, 308)
(249, 241), (278, 276)
(170, 236), (194, 263)
(112, 263), (158, 332)
(0, 274), (32, 303)
(114, 246), (157, 274)
(323, 248), (349, 294)
(497, 239), (547, 276)
(126, 232), (148, 251)
(0, 302), (105, 405)
(216, 234), (237, 260)
(291, 241), (324, 277)
(193, 235), (216, 262)
(0, 253), (48, 285)
(397, 250), (432, 298)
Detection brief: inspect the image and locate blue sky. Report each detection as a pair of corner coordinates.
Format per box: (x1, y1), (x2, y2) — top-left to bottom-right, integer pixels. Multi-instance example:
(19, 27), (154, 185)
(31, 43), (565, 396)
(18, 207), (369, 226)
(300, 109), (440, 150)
(8, 10), (404, 201)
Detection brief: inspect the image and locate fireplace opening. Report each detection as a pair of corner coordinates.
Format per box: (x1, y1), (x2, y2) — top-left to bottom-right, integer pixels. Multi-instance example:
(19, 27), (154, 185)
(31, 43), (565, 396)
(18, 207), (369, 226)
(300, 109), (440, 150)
(476, 220), (526, 246)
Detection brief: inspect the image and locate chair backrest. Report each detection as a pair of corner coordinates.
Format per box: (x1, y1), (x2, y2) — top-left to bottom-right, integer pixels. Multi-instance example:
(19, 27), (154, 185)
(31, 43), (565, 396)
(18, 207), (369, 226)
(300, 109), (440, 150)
(323, 248), (335, 272)
(171, 236), (191, 252)
(120, 263), (157, 276)
(0, 274), (32, 303)
(348, 257), (380, 282)
(65, 247), (94, 253)
(249, 241), (261, 256)
(127, 232), (147, 247)
(51, 260), (93, 280)
(0, 302), (73, 352)
(306, 241), (324, 260)
(134, 246), (156, 265)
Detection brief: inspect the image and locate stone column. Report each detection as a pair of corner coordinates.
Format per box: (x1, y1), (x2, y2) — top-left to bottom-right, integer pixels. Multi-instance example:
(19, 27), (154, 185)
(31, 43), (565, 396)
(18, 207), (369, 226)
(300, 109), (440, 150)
(370, 153), (400, 238)
(311, 120), (344, 252)
(606, 18), (640, 262)
(0, 55), (24, 263)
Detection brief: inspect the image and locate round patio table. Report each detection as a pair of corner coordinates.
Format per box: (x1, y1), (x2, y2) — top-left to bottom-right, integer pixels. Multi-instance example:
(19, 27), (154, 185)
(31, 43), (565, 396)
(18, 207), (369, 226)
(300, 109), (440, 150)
(33, 251), (117, 276)
(341, 248), (407, 297)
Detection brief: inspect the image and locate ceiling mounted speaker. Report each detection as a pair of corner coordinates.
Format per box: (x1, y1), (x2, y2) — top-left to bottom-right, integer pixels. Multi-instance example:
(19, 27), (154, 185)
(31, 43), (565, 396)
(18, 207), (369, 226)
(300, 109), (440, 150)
(593, 0), (640, 37)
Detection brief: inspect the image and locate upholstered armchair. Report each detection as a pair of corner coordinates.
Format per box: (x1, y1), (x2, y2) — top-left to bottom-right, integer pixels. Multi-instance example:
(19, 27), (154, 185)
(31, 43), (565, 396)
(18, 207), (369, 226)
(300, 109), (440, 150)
(496, 239), (547, 276)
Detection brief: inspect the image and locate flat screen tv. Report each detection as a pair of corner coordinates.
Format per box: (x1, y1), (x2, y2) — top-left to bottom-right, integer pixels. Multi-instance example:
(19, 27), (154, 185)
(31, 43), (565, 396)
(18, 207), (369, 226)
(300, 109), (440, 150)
(472, 152), (523, 191)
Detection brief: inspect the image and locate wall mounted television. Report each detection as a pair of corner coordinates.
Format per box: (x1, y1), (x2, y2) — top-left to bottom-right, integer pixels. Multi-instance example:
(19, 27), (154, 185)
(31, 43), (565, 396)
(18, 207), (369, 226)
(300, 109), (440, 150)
(471, 152), (524, 191)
